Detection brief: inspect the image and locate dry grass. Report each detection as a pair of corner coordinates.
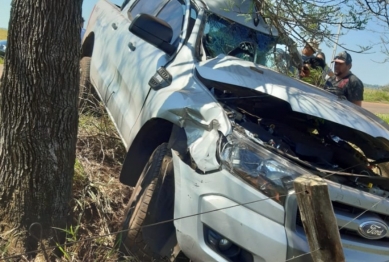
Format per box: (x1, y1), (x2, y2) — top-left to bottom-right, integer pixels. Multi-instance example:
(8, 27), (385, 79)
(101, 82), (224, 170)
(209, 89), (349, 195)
(0, 29), (6, 40)
(0, 29), (7, 65)
(55, 91), (133, 261)
(364, 88), (389, 103)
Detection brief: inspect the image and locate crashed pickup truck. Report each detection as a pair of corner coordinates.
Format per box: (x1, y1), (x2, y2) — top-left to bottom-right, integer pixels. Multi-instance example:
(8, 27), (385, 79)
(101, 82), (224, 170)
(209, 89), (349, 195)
(82, 0), (389, 261)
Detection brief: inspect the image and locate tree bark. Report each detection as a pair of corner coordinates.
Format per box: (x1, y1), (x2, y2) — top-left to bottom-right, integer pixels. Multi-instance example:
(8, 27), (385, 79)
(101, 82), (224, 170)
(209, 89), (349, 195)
(0, 0), (82, 258)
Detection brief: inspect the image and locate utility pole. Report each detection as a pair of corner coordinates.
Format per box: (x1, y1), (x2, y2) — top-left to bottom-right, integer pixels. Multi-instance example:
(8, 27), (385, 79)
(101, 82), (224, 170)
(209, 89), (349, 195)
(331, 16), (343, 63)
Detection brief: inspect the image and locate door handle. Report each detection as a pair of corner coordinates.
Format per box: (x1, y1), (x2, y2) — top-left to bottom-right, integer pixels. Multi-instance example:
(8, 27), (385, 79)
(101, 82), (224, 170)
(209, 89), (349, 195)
(111, 23), (118, 30)
(128, 42), (136, 51)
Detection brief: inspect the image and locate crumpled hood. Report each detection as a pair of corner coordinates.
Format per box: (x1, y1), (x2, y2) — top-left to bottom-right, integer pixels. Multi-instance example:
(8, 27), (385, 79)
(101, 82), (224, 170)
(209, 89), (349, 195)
(196, 55), (389, 142)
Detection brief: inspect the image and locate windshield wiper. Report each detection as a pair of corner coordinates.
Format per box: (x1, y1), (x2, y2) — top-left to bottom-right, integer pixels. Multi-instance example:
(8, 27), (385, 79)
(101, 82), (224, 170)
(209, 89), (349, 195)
(218, 95), (267, 101)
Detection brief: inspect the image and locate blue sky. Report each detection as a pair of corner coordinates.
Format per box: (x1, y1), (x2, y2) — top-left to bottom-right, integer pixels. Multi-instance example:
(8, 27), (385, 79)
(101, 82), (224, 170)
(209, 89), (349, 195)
(1, 0), (389, 86)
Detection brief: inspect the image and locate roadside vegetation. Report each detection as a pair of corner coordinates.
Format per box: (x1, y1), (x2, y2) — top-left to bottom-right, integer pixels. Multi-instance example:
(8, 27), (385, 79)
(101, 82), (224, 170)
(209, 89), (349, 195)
(364, 87), (389, 103)
(57, 93), (131, 261)
(365, 88), (389, 123)
(0, 28), (6, 40)
(0, 29), (6, 65)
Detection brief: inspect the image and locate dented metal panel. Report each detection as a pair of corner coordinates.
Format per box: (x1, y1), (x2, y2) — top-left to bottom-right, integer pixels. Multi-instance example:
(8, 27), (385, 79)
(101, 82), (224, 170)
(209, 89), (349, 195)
(196, 55), (389, 141)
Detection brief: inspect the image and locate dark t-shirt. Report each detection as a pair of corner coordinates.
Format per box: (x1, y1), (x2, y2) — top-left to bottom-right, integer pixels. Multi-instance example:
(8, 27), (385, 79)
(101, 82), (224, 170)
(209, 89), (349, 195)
(324, 72), (364, 102)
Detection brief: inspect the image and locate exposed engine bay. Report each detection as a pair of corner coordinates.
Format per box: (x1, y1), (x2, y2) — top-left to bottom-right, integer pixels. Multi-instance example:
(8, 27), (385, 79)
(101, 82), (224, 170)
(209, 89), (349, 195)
(205, 79), (389, 197)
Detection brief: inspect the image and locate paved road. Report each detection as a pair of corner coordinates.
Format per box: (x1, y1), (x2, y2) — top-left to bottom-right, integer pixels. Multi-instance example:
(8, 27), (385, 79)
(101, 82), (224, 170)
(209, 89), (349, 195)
(0, 64), (388, 114)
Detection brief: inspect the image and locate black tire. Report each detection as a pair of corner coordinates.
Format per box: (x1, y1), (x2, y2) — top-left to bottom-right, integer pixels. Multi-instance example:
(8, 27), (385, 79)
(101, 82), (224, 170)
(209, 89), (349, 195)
(79, 56), (91, 104)
(79, 57), (100, 111)
(118, 143), (188, 261)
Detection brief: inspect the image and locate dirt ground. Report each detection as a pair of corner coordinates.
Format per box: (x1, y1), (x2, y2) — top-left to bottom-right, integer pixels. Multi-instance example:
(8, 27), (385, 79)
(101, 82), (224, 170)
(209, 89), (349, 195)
(363, 101), (389, 114)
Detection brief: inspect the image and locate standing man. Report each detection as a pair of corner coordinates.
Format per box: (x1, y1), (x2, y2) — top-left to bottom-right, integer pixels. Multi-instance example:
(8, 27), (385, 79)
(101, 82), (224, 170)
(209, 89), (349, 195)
(316, 52), (334, 80)
(298, 40), (319, 78)
(325, 51), (364, 106)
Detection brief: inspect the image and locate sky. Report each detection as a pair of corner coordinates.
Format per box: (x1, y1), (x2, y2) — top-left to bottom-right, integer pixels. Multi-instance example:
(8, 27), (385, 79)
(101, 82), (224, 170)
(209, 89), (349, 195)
(1, 0), (389, 86)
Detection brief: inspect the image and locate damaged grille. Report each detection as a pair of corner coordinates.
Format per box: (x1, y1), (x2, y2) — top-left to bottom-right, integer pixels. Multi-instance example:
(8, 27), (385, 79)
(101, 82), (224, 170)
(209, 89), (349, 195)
(296, 201), (389, 243)
(332, 201), (389, 225)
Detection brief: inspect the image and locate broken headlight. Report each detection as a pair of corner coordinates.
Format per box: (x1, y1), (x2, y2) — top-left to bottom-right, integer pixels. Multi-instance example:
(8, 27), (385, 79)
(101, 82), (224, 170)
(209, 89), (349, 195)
(220, 131), (308, 205)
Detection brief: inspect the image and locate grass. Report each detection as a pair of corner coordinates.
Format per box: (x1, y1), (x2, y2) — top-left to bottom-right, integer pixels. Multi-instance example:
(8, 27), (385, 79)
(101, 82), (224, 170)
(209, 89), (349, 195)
(59, 93), (132, 261)
(364, 88), (389, 103)
(0, 29), (6, 65)
(0, 28), (6, 40)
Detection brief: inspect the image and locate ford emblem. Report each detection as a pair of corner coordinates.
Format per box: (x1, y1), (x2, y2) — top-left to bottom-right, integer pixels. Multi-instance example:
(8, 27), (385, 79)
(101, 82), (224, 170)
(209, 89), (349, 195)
(358, 221), (388, 240)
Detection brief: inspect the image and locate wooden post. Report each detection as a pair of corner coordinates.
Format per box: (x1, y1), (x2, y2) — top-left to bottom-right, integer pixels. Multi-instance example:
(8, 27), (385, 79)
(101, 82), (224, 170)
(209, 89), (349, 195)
(293, 174), (345, 262)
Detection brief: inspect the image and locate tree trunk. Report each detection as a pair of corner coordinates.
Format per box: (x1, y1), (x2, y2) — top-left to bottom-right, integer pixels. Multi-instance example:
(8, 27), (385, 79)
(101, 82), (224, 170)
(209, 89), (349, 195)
(0, 0), (82, 258)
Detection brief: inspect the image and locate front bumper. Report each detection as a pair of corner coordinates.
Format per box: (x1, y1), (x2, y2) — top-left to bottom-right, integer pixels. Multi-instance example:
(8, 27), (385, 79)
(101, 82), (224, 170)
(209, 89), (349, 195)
(172, 151), (389, 262)
(172, 152), (287, 262)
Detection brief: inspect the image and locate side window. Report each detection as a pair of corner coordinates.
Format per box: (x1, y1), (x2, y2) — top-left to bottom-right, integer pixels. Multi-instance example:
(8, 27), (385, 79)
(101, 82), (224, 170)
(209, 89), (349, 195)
(129, 0), (166, 18)
(157, 0), (185, 45)
(121, 0), (131, 10)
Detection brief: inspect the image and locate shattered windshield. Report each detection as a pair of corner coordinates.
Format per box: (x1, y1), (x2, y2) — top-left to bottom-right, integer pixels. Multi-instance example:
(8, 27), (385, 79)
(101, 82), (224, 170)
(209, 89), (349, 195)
(202, 11), (287, 69)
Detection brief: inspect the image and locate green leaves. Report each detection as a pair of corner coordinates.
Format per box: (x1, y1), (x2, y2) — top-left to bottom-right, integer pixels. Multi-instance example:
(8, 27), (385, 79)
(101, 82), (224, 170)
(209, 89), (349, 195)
(301, 67), (326, 87)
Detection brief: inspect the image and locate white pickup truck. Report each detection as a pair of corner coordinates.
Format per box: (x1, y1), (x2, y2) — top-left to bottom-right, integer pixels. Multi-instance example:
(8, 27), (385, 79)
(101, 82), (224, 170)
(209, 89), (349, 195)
(82, 0), (389, 261)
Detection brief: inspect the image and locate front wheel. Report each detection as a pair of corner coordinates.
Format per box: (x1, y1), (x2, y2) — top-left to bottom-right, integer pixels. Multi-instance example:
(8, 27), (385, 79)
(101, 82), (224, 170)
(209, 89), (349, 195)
(79, 57), (100, 112)
(79, 57), (91, 107)
(118, 143), (188, 261)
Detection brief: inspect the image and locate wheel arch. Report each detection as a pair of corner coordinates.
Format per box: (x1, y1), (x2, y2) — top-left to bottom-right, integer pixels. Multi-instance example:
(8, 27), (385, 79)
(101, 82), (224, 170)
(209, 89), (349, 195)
(120, 118), (187, 186)
(81, 32), (95, 58)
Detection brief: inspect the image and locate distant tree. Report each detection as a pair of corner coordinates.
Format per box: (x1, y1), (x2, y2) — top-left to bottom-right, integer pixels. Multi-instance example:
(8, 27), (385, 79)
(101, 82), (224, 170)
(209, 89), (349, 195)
(0, 0), (82, 259)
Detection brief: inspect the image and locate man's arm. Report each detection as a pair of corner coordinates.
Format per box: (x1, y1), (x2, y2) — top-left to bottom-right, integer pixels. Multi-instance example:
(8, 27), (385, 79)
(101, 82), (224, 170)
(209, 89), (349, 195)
(352, 100), (362, 106)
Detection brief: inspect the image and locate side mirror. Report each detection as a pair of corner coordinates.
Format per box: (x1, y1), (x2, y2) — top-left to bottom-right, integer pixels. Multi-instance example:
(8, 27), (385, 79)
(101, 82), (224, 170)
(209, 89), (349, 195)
(129, 13), (175, 56)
